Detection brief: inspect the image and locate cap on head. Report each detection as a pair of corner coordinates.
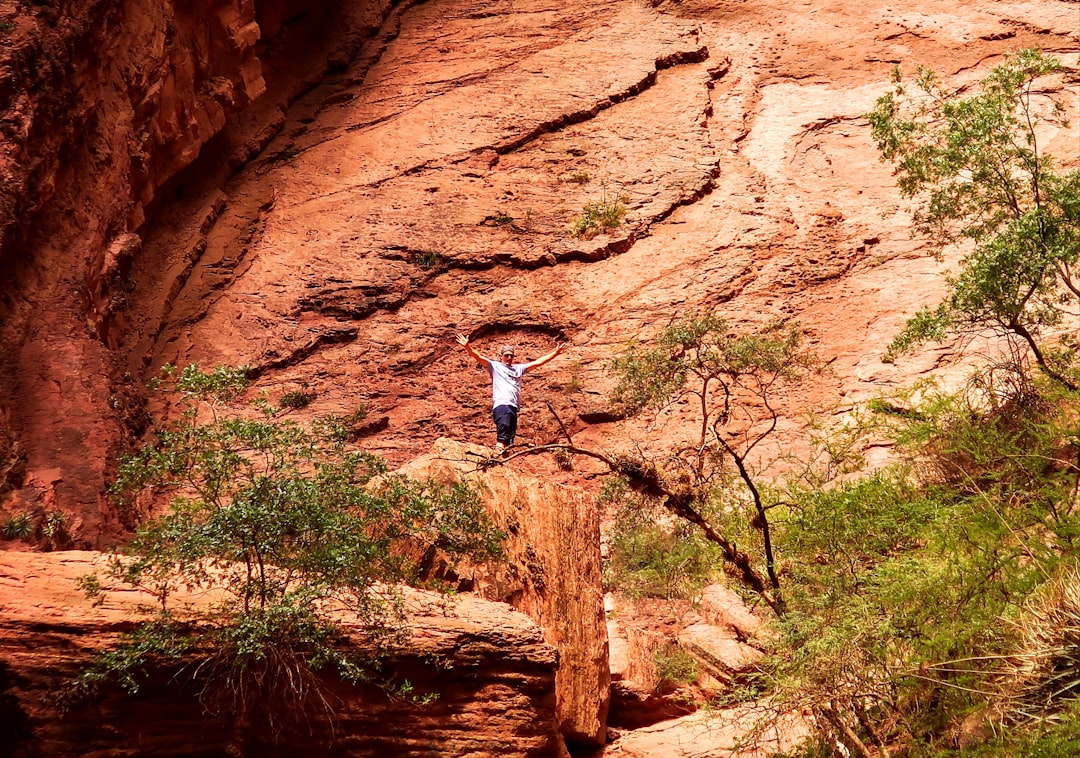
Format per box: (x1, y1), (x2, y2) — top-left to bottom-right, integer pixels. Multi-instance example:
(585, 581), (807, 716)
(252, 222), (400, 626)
(501, 345), (516, 357)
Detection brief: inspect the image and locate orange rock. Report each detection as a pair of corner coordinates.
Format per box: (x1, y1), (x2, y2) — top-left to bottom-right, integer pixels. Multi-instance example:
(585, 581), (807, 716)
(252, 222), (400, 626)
(395, 437), (610, 747)
(0, 551), (568, 757)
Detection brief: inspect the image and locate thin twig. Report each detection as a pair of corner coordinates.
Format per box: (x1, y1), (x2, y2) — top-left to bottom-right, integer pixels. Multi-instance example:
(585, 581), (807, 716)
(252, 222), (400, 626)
(545, 401), (574, 444)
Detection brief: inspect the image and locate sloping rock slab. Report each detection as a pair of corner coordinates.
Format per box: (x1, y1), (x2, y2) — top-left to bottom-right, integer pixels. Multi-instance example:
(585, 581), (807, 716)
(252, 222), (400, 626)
(678, 622), (763, 684)
(602, 707), (809, 758)
(609, 680), (696, 729)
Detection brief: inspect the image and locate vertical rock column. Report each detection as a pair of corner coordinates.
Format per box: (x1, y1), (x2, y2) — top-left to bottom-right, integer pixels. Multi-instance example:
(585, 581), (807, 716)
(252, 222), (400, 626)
(396, 438), (610, 748)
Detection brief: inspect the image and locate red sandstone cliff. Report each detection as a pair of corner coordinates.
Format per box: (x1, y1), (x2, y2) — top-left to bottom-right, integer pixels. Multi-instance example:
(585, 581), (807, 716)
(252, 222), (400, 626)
(0, 439), (608, 755)
(0, 0), (1075, 554)
(397, 438), (610, 747)
(0, 0), (397, 546)
(0, 0), (1077, 754)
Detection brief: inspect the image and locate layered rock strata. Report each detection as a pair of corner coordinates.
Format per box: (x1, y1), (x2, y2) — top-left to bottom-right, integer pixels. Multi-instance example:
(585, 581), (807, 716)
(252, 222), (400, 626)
(0, 550), (566, 757)
(0, 0), (396, 545)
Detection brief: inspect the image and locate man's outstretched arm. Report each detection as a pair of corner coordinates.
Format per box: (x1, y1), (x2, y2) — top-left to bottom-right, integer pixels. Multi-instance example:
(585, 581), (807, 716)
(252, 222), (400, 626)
(456, 333), (491, 366)
(521, 342), (567, 373)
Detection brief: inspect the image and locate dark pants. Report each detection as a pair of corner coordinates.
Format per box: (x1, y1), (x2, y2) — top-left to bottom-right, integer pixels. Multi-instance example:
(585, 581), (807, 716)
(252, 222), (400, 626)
(492, 404), (519, 446)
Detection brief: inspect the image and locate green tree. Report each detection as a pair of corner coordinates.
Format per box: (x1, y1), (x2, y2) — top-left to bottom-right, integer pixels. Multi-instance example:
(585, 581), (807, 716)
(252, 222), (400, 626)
(600, 477), (723, 600)
(869, 49), (1080, 387)
(511, 316), (815, 614)
(761, 369), (1080, 757)
(605, 313), (818, 614)
(70, 364), (504, 744)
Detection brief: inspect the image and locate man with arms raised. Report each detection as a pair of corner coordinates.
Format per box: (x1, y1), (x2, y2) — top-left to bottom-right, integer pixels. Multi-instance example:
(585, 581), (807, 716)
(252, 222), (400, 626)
(456, 334), (566, 453)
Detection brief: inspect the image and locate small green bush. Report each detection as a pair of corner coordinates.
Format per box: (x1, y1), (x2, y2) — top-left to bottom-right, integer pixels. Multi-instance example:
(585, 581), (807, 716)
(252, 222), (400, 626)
(570, 191), (629, 239)
(602, 479), (720, 599)
(279, 390), (316, 409)
(654, 643), (699, 689)
(606, 521), (719, 599)
(553, 448), (573, 471)
(41, 511), (69, 549)
(2, 513), (33, 540)
(269, 146), (300, 162)
(565, 361), (583, 393)
(415, 250), (443, 268)
(482, 212), (515, 227)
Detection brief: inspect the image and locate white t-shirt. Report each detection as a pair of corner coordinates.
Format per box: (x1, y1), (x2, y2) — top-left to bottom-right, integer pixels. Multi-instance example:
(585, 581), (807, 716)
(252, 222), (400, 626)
(485, 360), (526, 409)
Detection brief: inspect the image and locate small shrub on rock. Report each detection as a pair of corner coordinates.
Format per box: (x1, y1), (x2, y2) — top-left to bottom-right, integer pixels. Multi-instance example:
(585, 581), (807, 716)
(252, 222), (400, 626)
(278, 389), (316, 409)
(654, 643), (699, 691)
(570, 190), (629, 239)
(1, 512), (33, 541)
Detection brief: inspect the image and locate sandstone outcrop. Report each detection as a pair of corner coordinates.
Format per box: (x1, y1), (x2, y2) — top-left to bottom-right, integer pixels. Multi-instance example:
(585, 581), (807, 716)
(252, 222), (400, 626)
(394, 437), (609, 747)
(604, 707), (808, 758)
(0, 0), (268, 541)
(605, 586), (768, 729)
(0, 550), (567, 757)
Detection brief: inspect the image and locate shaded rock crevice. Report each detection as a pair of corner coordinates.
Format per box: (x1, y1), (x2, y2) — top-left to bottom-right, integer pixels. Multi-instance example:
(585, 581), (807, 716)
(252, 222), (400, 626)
(248, 326), (361, 378)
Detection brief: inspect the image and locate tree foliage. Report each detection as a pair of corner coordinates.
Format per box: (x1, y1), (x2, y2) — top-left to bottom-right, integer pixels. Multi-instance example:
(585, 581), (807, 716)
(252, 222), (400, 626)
(869, 49), (1080, 386)
(70, 364), (504, 741)
(607, 313), (819, 614)
(762, 370), (1080, 756)
(600, 477), (723, 600)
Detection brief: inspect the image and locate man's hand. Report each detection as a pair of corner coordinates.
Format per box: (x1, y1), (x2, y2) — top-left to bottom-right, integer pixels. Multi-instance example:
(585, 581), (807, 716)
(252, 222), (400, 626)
(458, 333), (488, 365)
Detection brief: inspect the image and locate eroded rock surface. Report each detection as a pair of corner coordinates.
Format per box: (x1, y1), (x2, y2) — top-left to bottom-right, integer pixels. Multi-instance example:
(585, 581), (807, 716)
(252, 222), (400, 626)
(123, 0), (1079, 504)
(0, 550), (566, 757)
(0, 0), (397, 546)
(0, 0), (1075, 553)
(604, 707), (808, 758)
(605, 586), (769, 730)
(396, 437), (609, 747)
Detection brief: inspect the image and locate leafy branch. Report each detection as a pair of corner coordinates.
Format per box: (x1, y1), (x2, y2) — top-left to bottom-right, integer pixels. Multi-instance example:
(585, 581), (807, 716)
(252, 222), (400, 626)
(869, 49), (1080, 388)
(70, 365), (504, 745)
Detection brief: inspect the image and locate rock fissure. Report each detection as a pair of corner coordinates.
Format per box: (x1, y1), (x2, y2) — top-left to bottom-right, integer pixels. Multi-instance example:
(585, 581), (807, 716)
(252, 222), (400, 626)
(496, 47), (710, 155)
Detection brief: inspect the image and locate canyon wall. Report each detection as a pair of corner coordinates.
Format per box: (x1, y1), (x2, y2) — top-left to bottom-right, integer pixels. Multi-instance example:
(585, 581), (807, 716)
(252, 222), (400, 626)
(0, 0), (393, 545)
(0, 0), (1075, 563)
(0, 0), (1075, 754)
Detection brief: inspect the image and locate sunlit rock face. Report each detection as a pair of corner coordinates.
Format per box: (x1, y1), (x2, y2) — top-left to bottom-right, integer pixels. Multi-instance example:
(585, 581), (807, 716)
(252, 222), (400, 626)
(1, 0), (1075, 552)
(395, 438), (609, 747)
